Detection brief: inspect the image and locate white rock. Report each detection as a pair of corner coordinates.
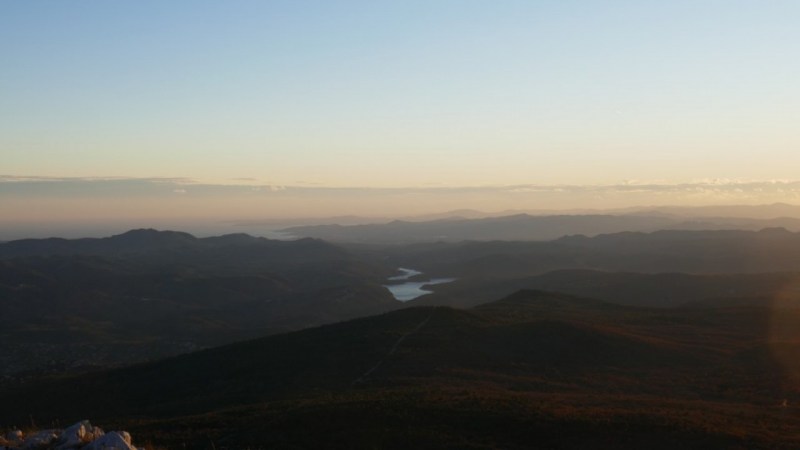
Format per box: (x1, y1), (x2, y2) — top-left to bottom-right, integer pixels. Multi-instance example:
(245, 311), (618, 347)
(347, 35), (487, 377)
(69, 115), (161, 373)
(87, 426), (104, 442)
(56, 420), (95, 449)
(5, 429), (23, 444)
(81, 431), (136, 450)
(21, 429), (59, 449)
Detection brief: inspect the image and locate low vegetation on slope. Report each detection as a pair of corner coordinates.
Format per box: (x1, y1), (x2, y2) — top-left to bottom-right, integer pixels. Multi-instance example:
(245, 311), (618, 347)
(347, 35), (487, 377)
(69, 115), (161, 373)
(2, 290), (799, 448)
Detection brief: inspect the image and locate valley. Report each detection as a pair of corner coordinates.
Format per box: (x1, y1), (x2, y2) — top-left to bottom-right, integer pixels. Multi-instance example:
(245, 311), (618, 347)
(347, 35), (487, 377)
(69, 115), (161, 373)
(3, 222), (800, 448)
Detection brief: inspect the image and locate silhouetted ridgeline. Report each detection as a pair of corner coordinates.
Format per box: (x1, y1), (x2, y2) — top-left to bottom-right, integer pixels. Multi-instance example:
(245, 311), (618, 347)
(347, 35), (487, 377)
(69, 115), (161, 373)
(382, 228), (800, 277)
(0, 228), (346, 267)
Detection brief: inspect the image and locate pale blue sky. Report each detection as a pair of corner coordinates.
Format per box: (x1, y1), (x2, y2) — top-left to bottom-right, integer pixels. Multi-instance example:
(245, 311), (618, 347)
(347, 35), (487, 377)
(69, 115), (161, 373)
(2, 0), (799, 188)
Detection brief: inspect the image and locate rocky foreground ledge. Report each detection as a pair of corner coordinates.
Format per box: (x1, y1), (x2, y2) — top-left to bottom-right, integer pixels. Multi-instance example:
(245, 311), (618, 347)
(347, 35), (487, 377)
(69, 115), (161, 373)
(0, 420), (144, 450)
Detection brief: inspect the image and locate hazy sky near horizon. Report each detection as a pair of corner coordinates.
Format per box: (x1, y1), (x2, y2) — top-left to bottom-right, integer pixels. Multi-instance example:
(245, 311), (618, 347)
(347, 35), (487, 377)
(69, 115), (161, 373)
(2, 1), (800, 231)
(2, 1), (799, 187)
(3, 176), (800, 239)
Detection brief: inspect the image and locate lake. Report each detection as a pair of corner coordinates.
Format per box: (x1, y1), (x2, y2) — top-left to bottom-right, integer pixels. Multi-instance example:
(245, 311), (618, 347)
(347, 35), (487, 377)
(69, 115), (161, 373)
(384, 267), (456, 302)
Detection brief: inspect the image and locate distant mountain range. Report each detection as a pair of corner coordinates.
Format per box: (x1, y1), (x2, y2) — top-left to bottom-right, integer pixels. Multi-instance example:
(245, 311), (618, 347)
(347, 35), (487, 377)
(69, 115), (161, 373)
(621, 202), (800, 219)
(2, 290), (798, 448)
(282, 211), (800, 243)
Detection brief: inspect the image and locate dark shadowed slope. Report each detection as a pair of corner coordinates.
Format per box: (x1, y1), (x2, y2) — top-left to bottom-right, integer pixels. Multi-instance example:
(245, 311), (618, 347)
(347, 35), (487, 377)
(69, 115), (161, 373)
(3, 290), (800, 449)
(410, 269), (800, 309)
(0, 230), (401, 381)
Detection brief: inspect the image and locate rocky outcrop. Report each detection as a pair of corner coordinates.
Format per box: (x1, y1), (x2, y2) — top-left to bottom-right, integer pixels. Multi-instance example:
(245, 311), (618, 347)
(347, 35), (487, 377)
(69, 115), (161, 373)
(0, 421), (142, 450)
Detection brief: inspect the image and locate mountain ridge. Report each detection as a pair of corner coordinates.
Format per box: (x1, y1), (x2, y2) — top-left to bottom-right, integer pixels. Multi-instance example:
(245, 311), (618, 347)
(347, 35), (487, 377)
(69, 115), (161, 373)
(1, 289), (797, 448)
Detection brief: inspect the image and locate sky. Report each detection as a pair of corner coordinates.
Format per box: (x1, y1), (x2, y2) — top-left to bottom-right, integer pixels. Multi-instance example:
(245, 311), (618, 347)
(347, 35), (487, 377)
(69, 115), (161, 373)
(2, 1), (800, 234)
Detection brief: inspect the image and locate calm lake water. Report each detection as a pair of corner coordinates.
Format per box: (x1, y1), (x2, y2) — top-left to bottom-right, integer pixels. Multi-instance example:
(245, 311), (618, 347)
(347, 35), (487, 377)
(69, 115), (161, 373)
(384, 267), (456, 302)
